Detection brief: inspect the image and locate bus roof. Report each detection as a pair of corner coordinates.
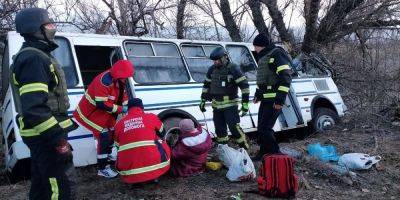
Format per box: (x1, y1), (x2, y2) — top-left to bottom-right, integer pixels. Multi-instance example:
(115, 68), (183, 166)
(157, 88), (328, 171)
(7, 31), (254, 49)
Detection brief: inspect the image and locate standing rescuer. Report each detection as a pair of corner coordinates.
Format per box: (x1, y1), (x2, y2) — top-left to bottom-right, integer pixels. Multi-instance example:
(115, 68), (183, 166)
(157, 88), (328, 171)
(252, 33), (293, 160)
(199, 47), (250, 149)
(73, 60), (133, 178)
(11, 8), (78, 200)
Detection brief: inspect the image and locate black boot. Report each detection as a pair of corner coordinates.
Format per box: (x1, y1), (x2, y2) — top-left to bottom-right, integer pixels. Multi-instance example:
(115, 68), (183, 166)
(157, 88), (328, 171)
(251, 145), (266, 161)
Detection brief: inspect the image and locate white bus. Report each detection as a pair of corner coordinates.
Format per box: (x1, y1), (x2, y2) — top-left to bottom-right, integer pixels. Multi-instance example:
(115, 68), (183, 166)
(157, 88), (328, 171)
(1, 31), (346, 180)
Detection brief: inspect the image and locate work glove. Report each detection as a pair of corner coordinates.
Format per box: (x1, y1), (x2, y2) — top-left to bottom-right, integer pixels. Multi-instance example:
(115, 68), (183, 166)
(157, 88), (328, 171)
(199, 99), (206, 112)
(55, 138), (72, 155)
(122, 105), (128, 113)
(253, 89), (262, 103)
(55, 138), (73, 164)
(240, 102), (249, 117)
(201, 92), (211, 101)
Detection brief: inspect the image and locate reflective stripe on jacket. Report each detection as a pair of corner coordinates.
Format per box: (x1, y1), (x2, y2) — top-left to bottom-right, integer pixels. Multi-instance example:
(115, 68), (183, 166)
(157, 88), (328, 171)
(114, 107), (170, 184)
(73, 70), (128, 137)
(11, 41), (76, 146)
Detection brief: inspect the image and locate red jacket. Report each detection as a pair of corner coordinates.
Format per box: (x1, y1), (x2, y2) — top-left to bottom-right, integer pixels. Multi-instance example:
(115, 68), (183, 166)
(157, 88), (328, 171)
(171, 127), (212, 177)
(114, 107), (170, 184)
(73, 60), (133, 137)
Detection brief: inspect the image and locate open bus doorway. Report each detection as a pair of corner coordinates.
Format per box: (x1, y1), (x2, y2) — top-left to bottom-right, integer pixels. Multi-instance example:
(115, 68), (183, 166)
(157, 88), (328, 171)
(74, 45), (122, 88)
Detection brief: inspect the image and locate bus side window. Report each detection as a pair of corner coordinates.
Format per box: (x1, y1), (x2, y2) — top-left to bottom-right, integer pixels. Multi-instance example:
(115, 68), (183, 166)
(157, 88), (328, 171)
(1, 42), (10, 102)
(125, 42), (189, 84)
(226, 45), (257, 81)
(52, 38), (79, 88)
(182, 44), (220, 82)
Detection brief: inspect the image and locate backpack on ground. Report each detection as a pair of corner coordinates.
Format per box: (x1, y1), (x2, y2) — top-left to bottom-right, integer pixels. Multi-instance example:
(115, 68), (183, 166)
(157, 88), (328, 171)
(257, 153), (298, 198)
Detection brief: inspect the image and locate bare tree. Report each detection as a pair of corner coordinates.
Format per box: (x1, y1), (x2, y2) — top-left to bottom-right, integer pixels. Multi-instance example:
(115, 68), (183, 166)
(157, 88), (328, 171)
(247, 0), (269, 35)
(0, 0), (39, 35)
(219, 0), (242, 42)
(261, 0), (295, 49)
(301, 0), (321, 53)
(258, 0), (400, 54)
(176, 0), (187, 39)
(190, 0), (224, 40)
(100, 0), (173, 36)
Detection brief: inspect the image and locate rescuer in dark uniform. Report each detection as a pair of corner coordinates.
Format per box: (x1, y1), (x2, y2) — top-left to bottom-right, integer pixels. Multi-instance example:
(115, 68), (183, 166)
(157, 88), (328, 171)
(12, 8), (78, 200)
(252, 33), (293, 160)
(199, 47), (250, 149)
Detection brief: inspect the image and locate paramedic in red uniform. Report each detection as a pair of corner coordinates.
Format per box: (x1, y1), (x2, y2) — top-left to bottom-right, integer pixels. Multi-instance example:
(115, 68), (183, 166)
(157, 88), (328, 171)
(114, 98), (171, 184)
(73, 60), (133, 178)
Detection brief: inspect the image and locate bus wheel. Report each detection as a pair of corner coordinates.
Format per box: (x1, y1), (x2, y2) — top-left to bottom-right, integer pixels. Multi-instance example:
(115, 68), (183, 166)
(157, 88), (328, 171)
(311, 107), (339, 133)
(162, 116), (182, 147)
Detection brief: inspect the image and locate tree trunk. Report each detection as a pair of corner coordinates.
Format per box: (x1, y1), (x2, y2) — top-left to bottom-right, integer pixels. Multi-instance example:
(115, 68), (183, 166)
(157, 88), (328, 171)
(117, 0), (129, 35)
(301, 0), (321, 54)
(261, 0), (295, 48)
(176, 0), (187, 39)
(316, 0), (364, 45)
(248, 0), (269, 35)
(219, 0), (242, 42)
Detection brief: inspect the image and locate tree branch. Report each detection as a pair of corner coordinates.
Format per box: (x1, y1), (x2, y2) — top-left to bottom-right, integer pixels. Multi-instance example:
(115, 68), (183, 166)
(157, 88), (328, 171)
(219, 0), (242, 41)
(176, 0), (187, 39)
(301, 0), (321, 54)
(248, 0), (269, 35)
(261, 0), (295, 51)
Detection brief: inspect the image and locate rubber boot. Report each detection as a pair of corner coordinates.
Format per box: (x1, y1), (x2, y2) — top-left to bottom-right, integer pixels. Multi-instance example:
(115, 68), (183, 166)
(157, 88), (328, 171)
(251, 144), (266, 161)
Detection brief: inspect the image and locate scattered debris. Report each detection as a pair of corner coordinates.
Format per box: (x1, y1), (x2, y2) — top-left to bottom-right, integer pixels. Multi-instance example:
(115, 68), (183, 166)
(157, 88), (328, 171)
(338, 153), (381, 170)
(281, 146), (303, 159)
(300, 175), (312, 190)
(307, 143), (339, 162)
(304, 155), (354, 186)
(1, 123), (399, 199)
(391, 121), (400, 126)
(361, 188), (370, 193)
(229, 193), (242, 200)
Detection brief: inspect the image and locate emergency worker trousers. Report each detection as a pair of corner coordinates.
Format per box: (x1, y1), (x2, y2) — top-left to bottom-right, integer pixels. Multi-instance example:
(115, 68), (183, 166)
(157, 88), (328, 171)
(26, 139), (72, 200)
(213, 105), (245, 143)
(97, 129), (114, 169)
(258, 100), (281, 153)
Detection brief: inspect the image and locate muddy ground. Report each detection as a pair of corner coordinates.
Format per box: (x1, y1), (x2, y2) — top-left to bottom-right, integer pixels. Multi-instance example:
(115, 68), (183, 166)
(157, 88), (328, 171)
(1, 117), (400, 200)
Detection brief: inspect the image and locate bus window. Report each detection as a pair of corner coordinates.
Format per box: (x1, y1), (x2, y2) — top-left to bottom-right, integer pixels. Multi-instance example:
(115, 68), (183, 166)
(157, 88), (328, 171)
(153, 43), (180, 57)
(182, 44), (219, 82)
(52, 38), (79, 88)
(226, 45), (257, 81)
(203, 45), (219, 57)
(126, 43), (154, 56)
(1, 42), (9, 102)
(125, 42), (189, 84)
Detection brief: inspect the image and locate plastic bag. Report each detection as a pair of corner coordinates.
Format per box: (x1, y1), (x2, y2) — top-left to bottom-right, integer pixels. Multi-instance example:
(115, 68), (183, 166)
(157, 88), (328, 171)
(216, 144), (239, 168)
(307, 143), (339, 162)
(338, 153), (381, 170)
(226, 148), (256, 182)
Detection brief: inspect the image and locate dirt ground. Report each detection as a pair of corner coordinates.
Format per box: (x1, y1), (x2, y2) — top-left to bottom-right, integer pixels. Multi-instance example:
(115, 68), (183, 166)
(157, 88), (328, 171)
(1, 117), (400, 200)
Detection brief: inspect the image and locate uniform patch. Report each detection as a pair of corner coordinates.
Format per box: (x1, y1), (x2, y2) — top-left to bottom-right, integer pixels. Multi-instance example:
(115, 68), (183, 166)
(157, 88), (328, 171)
(101, 72), (113, 86)
(123, 117), (145, 132)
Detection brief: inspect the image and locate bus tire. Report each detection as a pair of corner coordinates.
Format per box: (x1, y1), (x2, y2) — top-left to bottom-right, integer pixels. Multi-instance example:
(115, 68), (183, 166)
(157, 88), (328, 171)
(160, 110), (198, 147)
(162, 116), (183, 147)
(311, 107), (339, 133)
